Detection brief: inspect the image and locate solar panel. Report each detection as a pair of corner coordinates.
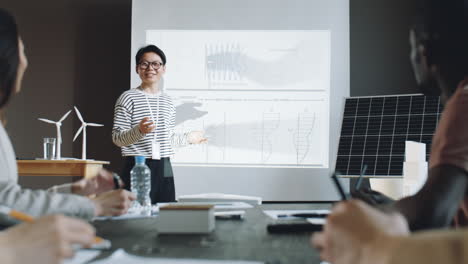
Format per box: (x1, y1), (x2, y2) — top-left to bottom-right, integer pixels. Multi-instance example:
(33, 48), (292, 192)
(335, 95), (443, 177)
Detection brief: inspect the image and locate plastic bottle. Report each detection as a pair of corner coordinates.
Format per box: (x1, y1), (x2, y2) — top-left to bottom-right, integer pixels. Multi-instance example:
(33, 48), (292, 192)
(130, 156), (152, 215)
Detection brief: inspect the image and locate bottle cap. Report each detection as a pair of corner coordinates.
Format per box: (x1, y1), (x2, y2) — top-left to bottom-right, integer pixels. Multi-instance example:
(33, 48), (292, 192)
(135, 156), (146, 164)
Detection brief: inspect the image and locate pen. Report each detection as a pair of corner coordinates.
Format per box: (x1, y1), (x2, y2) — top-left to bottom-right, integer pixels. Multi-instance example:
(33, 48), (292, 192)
(0, 205), (108, 247)
(215, 214), (244, 220)
(214, 210), (245, 220)
(277, 213), (328, 218)
(331, 171), (348, 201)
(355, 164), (368, 190)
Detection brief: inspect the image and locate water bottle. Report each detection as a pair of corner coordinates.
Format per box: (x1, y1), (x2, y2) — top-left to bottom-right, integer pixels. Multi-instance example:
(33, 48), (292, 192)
(130, 156), (151, 215)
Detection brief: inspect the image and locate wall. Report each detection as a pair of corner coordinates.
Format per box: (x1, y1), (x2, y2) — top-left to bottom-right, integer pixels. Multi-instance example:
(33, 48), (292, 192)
(350, 0), (420, 96)
(4, 0), (131, 175)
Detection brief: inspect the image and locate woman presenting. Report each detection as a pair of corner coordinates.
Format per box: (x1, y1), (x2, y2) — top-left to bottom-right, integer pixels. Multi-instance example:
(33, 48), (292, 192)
(112, 45), (206, 203)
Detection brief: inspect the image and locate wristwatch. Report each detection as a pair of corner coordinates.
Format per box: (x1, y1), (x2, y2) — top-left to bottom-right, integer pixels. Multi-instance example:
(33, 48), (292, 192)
(113, 173), (121, 189)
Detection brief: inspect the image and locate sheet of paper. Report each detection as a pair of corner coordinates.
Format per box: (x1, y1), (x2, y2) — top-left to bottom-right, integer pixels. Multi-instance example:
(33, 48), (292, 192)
(178, 193), (262, 205)
(263, 209), (330, 220)
(159, 202), (253, 210)
(213, 202), (253, 209)
(90, 249), (263, 264)
(214, 210), (245, 216)
(306, 218), (327, 225)
(64, 249), (100, 264)
(93, 206), (159, 221)
(94, 203), (252, 221)
(93, 214), (157, 221)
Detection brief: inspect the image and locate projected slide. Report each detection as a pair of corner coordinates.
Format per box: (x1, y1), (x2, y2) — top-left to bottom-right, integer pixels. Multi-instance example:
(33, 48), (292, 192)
(146, 30), (330, 168)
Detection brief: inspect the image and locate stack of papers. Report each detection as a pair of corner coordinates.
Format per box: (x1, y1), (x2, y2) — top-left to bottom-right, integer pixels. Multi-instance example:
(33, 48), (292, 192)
(90, 249), (264, 264)
(178, 193), (262, 206)
(93, 202), (252, 222)
(160, 201), (253, 210)
(263, 209), (330, 220)
(93, 205), (158, 221)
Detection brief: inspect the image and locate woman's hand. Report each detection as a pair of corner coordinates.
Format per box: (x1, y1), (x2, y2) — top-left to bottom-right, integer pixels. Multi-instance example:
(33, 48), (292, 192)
(138, 117), (155, 134)
(0, 215), (95, 264)
(188, 131), (208, 144)
(91, 189), (136, 216)
(72, 169), (123, 196)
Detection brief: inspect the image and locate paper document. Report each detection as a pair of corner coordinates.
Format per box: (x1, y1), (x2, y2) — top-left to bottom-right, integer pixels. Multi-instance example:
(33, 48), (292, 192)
(90, 249), (263, 264)
(178, 193), (262, 205)
(94, 203), (252, 221)
(263, 210), (330, 220)
(213, 202), (253, 209)
(214, 210), (245, 216)
(307, 218), (326, 225)
(159, 202), (253, 210)
(64, 249), (100, 264)
(93, 206), (158, 221)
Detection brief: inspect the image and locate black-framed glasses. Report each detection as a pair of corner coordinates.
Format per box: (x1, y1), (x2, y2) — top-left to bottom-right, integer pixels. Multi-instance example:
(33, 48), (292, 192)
(138, 61), (164, 70)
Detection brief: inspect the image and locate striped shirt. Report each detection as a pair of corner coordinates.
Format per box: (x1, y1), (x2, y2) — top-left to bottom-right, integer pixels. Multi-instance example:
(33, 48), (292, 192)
(112, 88), (188, 158)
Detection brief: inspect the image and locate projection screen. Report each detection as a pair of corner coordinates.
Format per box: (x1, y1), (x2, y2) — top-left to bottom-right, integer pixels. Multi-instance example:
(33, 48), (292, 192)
(131, 0), (349, 201)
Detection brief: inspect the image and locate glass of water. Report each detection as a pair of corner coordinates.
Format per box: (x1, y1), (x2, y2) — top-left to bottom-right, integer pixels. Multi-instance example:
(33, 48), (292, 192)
(43, 138), (56, 159)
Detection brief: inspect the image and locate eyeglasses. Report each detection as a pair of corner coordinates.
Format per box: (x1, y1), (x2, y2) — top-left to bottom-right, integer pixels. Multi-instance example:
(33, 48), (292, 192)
(138, 61), (164, 70)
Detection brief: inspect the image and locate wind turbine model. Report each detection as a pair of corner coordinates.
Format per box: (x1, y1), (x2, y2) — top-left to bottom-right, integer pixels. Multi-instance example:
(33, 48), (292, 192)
(38, 110), (72, 160)
(73, 106), (104, 160)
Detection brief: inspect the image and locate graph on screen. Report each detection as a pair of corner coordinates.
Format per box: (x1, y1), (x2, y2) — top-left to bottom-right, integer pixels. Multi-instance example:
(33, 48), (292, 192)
(146, 30), (331, 168)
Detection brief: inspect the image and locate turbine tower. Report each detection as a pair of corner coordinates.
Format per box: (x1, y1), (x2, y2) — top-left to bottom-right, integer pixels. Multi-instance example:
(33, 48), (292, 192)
(73, 106), (104, 160)
(38, 110), (72, 160)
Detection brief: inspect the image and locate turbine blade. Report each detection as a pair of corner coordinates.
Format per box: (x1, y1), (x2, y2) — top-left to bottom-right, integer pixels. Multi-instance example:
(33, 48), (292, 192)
(38, 118), (56, 124)
(87, 123), (104, 127)
(74, 106), (84, 123)
(59, 110), (72, 122)
(73, 126), (84, 142)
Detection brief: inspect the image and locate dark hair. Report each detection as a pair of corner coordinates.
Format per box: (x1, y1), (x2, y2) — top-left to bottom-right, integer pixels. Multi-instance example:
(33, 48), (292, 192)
(412, 0), (468, 92)
(0, 8), (19, 109)
(135, 45), (166, 66)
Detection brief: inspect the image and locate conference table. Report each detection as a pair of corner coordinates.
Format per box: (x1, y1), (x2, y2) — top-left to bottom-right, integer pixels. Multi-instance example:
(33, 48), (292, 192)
(92, 203), (332, 264)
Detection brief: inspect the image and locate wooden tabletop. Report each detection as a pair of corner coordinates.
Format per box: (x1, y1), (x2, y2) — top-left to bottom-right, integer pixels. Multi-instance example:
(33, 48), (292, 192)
(17, 160), (110, 178)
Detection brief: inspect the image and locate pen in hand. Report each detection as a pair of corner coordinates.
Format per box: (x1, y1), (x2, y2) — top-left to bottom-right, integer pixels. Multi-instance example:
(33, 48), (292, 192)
(355, 164), (368, 190)
(331, 171), (348, 201)
(0, 205), (110, 248)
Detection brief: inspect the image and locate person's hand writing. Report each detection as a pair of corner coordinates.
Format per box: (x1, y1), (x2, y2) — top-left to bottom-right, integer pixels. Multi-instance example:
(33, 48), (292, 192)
(138, 117), (155, 134)
(351, 187), (395, 206)
(72, 169), (123, 196)
(311, 200), (409, 264)
(0, 215), (95, 264)
(188, 130), (207, 144)
(91, 189), (136, 216)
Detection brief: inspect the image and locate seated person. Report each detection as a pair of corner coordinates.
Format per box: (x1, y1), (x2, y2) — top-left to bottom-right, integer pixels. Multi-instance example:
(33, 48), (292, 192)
(0, 215), (96, 264)
(313, 200), (468, 264)
(352, 0), (468, 231)
(0, 8), (135, 219)
(313, 0), (468, 263)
